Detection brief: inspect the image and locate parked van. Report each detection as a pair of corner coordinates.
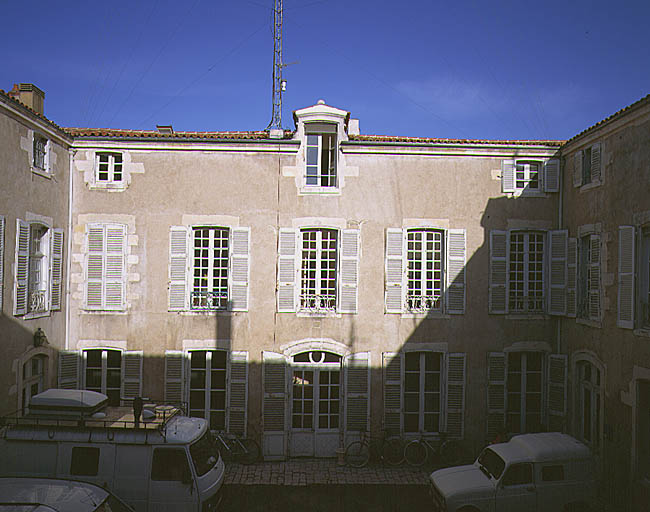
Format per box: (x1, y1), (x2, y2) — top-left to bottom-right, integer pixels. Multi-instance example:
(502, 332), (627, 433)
(0, 476), (134, 512)
(429, 432), (597, 512)
(0, 389), (225, 512)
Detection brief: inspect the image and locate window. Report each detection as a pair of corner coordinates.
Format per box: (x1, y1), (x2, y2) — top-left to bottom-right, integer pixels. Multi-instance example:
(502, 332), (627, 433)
(541, 464), (565, 482)
(189, 350), (227, 430)
(84, 349), (122, 406)
(14, 219), (63, 316)
(385, 228), (466, 315)
(515, 160), (541, 191)
(577, 233), (601, 321)
(507, 352), (543, 434)
(168, 225), (249, 312)
(151, 448), (191, 481)
(502, 463), (533, 486)
(573, 142), (602, 187)
(305, 128), (337, 188)
(618, 224), (650, 330)
(509, 231), (545, 313)
(640, 228), (650, 328)
(22, 355), (46, 414)
(70, 447), (100, 476)
(85, 224), (126, 311)
(277, 227), (359, 314)
(33, 134), (48, 172)
(501, 159), (559, 194)
(575, 360), (602, 452)
(96, 152), (123, 183)
(383, 352), (466, 438)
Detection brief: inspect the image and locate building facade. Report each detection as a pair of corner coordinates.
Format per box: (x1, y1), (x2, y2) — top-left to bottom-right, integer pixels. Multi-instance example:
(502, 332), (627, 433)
(1, 85), (649, 509)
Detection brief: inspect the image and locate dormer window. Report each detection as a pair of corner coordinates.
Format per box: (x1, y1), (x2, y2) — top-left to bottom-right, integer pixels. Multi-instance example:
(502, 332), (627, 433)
(305, 124), (337, 187)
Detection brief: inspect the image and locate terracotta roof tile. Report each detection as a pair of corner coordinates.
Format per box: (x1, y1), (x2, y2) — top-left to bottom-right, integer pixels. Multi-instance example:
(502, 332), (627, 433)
(349, 134), (564, 147)
(64, 127), (294, 140)
(0, 89), (69, 137)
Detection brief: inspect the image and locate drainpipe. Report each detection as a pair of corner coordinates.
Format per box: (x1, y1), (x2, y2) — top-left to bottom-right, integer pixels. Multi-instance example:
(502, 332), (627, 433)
(65, 149), (74, 350)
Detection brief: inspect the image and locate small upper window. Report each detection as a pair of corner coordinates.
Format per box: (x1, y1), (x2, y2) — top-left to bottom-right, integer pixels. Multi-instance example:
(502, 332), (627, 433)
(573, 142), (602, 187)
(304, 123), (337, 188)
(96, 152), (123, 183)
(33, 135), (48, 171)
(515, 160), (541, 191)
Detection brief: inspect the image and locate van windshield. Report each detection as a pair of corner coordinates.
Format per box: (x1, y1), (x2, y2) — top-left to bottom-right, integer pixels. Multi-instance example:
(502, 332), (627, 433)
(477, 448), (506, 480)
(190, 431), (219, 477)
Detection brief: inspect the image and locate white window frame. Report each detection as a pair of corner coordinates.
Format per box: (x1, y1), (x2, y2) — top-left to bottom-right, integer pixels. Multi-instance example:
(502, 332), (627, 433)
(385, 227), (466, 316)
(188, 349), (228, 430)
(305, 131), (337, 189)
(84, 223), (127, 311)
(502, 159), (559, 195)
(82, 348), (123, 406)
(508, 230), (546, 314)
(573, 142), (602, 189)
(299, 228), (338, 313)
(168, 225), (250, 312)
(32, 133), (50, 175)
(95, 152), (124, 186)
(574, 358), (603, 454)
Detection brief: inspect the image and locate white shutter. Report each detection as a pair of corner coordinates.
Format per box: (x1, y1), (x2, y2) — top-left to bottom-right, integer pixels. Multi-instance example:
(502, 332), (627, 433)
(383, 352), (402, 434)
(105, 225), (126, 310)
(345, 352), (370, 432)
(58, 351), (80, 389)
(230, 228), (250, 311)
(489, 231), (508, 314)
(164, 350), (186, 405)
(573, 151), (583, 187)
(169, 226), (188, 311)
(14, 219), (30, 316)
(446, 229), (466, 314)
(385, 228), (404, 313)
(501, 160), (515, 193)
(338, 229), (359, 313)
(228, 351), (248, 436)
(49, 228), (64, 311)
(589, 234), (601, 320)
(544, 159), (560, 193)
(591, 142), (602, 183)
(445, 353), (466, 439)
(0, 216), (5, 310)
(547, 354), (567, 432)
(567, 237), (577, 317)
(262, 351), (287, 460)
(277, 228), (298, 312)
(120, 351), (143, 403)
(618, 226), (635, 328)
(487, 352), (506, 438)
(86, 225), (104, 309)
(548, 230), (568, 315)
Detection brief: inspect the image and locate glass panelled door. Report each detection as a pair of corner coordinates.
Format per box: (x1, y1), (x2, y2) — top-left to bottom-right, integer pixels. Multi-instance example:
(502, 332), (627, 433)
(290, 351), (341, 457)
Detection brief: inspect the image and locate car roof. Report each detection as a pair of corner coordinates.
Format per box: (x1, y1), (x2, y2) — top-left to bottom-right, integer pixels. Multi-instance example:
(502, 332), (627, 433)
(0, 477), (109, 512)
(491, 433), (591, 464)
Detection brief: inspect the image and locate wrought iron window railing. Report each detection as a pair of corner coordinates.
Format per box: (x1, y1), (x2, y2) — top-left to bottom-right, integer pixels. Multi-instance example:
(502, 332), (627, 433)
(29, 290), (47, 313)
(405, 294), (441, 313)
(508, 294), (545, 314)
(299, 293), (336, 313)
(190, 291), (228, 311)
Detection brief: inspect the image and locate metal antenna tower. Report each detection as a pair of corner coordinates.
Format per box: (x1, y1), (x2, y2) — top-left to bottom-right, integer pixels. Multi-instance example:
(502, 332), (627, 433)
(268, 0), (284, 130)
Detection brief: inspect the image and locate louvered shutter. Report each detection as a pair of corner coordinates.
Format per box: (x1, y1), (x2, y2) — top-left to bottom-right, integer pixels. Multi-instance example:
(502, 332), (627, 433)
(164, 351), (186, 405)
(169, 226), (188, 311)
(487, 352), (506, 438)
(277, 229), (298, 312)
(445, 353), (466, 439)
(501, 160), (515, 193)
(385, 229), (404, 313)
(339, 229), (359, 313)
(589, 234), (601, 320)
(228, 351), (248, 436)
(591, 142), (602, 183)
(544, 159), (560, 193)
(547, 354), (567, 432)
(345, 352), (370, 432)
(120, 351), (143, 403)
(0, 216), (5, 310)
(548, 230), (568, 315)
(86, 225), (104, 309)
(567, 238), (577, 317)
(446, 229), (466, 314)
(14, 219), (29, 316)
(105, 225), (126, 310)
(383, 352), (402, 434)
(489, 231), (507, 314)
(263, 351), (287, 459)
(58, 351), (80, 389)
(230, 228), (250, 311)
(49, 228), (64, 311)
(573, 151), (583, 187)
(618, 226), (635, 328)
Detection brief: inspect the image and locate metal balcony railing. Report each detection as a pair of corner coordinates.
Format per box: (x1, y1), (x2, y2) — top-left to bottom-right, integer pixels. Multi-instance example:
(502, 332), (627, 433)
(405, 294), (441, 313)
(29, 290), (47, 313)
(508, 294), (545, 314)
(190, 291), (228, 311)
(299, 293), (336, 313)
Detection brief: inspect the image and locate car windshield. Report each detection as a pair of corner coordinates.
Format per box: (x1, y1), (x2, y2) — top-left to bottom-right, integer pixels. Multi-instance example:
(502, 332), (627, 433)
(477, 448), (506, 480)
(190, 431), (219, 477)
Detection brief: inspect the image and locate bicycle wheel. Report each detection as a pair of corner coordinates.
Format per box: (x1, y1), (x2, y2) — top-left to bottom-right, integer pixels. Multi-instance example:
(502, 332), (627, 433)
(404, 439), (428, 467)
(345, 441), (370, 468)
(238, 437), (261, 465)
(439, 439), (461, 466)
(382, 437), (405, 466)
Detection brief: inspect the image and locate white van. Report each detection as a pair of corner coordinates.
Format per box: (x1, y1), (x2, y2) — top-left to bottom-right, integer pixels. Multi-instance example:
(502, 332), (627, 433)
(429, 432), (597, 512)
(0, 476), (134, 512)
(0, 389), (225, 512)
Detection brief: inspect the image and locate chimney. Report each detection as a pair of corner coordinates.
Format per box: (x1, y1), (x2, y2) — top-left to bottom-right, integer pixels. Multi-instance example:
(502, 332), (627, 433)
(156, 124), (174, 135)
(8, 83), (45, 115)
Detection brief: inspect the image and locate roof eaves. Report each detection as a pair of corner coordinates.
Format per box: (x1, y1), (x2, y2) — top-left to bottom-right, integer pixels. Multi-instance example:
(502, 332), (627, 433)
(0, 89), (71, 140)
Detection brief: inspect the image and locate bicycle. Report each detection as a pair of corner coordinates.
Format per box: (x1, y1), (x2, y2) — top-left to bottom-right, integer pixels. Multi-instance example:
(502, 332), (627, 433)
(344, 430), (405, 468)
(403, 431), (461, 468)
(212, 431), (261, 465)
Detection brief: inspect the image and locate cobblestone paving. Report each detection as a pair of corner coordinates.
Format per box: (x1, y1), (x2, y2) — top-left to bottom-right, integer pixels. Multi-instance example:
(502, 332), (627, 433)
(224, 459), (431, 486)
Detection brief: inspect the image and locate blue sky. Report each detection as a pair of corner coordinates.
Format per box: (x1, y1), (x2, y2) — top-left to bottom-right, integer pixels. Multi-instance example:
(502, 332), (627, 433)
(1, 0), (648, 140)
